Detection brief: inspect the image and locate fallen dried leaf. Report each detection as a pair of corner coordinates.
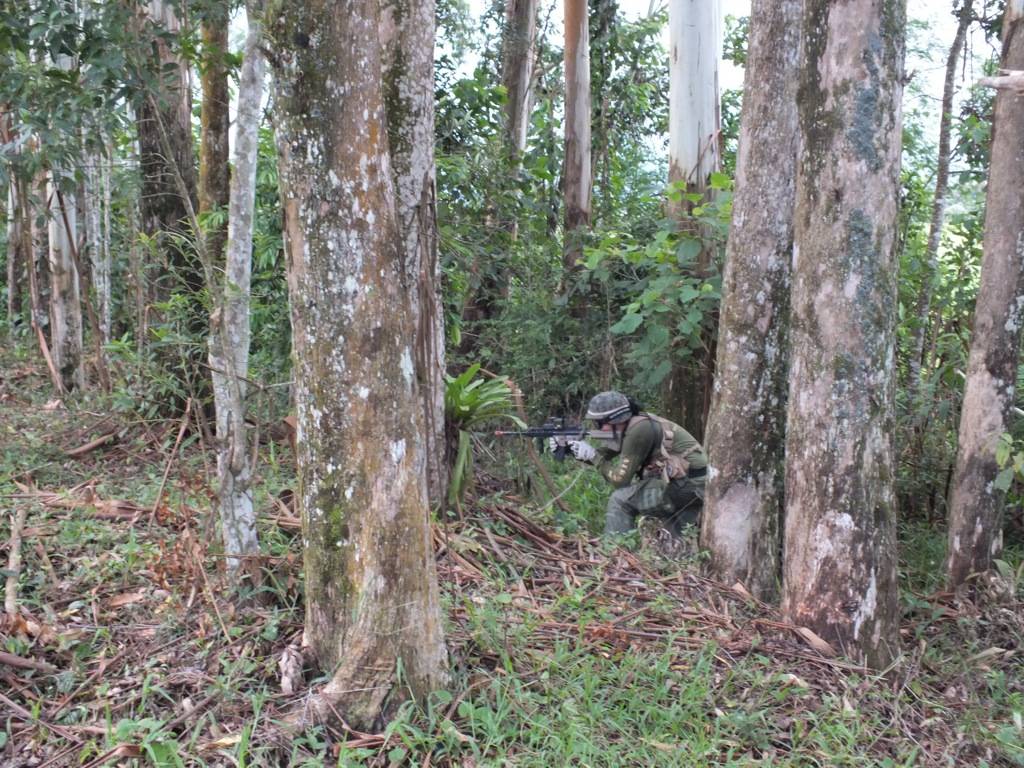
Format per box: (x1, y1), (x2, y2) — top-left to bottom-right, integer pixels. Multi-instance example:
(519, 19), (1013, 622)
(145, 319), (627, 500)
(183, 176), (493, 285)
(108, 591), (145, 608)
(199, 734), (242, 752)
(793, 626), (836, 657)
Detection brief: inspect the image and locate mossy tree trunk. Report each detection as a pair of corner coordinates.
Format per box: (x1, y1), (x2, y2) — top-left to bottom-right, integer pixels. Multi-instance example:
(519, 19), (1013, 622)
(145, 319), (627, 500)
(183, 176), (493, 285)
(381, 0), (448, 509)
(199, 0), (231, 267)
(701, 0), (800, 602)
(782, 0), (905, 669)
(946, 0), (1024, 590)
(269, 0), (448, 729)
(563, 0), (591, 274)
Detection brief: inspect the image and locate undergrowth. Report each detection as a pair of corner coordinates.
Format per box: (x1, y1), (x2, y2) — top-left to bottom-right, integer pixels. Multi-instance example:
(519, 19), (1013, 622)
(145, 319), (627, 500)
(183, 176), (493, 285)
(1, 354), (1023, 767)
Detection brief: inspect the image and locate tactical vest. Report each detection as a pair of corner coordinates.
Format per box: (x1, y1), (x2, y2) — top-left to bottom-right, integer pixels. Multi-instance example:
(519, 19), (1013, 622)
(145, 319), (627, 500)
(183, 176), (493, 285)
(628, 413), (703, 482)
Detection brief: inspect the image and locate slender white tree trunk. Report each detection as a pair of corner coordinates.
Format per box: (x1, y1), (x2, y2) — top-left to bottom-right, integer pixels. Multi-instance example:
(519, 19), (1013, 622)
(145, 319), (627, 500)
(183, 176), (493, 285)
(701, 0), (800, 601)
(665, 0), (722, 437)
(907, 1), (973, 394)
(501, 0), (538, 161)
(563, 0), (591, 271)
(47, 174), (84, 392)
(83, 146), (111, 346)
(946, 0), (1024, 590)
(6, 179), (25, 331)
(209, 0), (266, 574)
(101, 143), (112, 339)
(668, 0), (721, 195)
(783, 0), (905, 669)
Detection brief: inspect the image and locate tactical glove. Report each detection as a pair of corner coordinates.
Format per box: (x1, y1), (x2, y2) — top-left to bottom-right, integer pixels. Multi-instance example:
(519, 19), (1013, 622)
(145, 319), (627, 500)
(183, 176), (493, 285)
(568, 439), (597, 464)
(547, 436), (568, 454)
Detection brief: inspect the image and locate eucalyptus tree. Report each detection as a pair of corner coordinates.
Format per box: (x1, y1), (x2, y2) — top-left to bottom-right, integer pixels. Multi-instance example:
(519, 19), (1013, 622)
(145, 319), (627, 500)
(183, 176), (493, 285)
(701, 0), (800, 602)
(500, 0), (537, 163)
(48, 24), (84, 393)
(946, 0), (1024, 590)
(563, 0), (591, 272)
(907, 0), (975, 395)
(208, 0), (265, 578)
(269, 0), (448, 728)
(783, 0), (905, 668)
(664, 0), (721, 437)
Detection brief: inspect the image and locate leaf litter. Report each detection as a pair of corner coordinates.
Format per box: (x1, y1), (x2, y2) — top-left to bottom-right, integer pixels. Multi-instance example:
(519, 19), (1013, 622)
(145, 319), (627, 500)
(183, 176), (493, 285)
(0, 361), (1022, 766)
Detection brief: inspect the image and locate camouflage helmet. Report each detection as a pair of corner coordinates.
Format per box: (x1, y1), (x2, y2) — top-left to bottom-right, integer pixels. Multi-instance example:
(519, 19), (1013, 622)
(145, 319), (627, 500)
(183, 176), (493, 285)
(585, 391), (633, 425)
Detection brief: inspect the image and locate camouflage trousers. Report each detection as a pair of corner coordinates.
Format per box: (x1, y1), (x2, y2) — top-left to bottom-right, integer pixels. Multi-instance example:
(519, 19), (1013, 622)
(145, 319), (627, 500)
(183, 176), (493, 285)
(605, 476), (704, 536)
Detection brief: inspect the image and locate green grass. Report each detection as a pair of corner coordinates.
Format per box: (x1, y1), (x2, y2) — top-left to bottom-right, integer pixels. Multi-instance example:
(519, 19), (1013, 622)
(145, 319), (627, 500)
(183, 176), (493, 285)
(3, 353), (1024, 767)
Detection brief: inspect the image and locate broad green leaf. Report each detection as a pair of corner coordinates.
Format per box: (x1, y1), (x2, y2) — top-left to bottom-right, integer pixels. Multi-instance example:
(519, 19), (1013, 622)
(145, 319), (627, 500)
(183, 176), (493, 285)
(610, 312), (644, 335)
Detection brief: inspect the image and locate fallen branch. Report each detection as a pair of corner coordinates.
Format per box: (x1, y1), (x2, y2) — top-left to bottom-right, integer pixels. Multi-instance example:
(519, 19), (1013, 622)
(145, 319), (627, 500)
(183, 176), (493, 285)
(151, 398), (192, 519)
(5, 504), (29, 615)
(0, 650), (57, 673)
(64, 431), (118, 458)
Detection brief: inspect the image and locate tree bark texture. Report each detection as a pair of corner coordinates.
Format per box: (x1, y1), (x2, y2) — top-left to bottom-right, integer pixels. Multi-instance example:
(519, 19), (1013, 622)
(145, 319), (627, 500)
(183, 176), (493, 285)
(701, 0), (800, 602)
(199, 1), (231, 265)
(209, 0), (265, 576)
(6, 180), (25, 330)
(47, 175), (84, 392)
(946, 0), (1024, 589)
(665, 0), (722, 439)
(82, 148), (111, 346)
(783, 0), (905, 669)
(136, 0), (200, 300)
(907, 0), (973, 394)
(270, 0), (448, 729)
(563, 0), (591, 271)
(501, 0), (537, 161)
(667, 0), (721, 198)
(381, 0), (448, 509)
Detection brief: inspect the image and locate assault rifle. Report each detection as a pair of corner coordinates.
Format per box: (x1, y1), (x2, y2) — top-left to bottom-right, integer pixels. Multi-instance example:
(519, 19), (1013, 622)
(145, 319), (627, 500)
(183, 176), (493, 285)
(494, 418), (615, 461)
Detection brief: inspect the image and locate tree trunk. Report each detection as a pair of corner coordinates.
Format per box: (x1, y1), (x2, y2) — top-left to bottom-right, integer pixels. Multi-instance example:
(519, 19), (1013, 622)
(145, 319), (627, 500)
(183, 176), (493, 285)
(101, 144), (113, 339)
(199, 0), (231, 265)
(701, 0), (800, 602)
(501, 0), (537, 162)
(136, 0), (200, 300)
(270, 0), (448, 729)
(6, 179), (25, 332)
(946, 1), (1024, 590)
(783, 0), (905, 669)
(381, 0), (448, 509)
(82, 146), (111, 348)
(668, 0), (720, 199)
(907, 0), (973, 394)
(209, 0), (265, 578)
(47, 175), (85, 392)
(563, 0), (591, 273)
(665, 0), (722, 439)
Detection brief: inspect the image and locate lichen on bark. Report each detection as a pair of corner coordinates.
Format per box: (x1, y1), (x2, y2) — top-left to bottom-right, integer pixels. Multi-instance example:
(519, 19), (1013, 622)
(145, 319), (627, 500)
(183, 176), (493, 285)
(782, 0), (904, 669)
(269, 0), (448, 729)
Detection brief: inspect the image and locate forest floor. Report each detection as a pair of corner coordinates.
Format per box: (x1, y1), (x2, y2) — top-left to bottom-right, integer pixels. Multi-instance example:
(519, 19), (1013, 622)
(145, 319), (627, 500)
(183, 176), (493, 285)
(1, 349), (1023, 767)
